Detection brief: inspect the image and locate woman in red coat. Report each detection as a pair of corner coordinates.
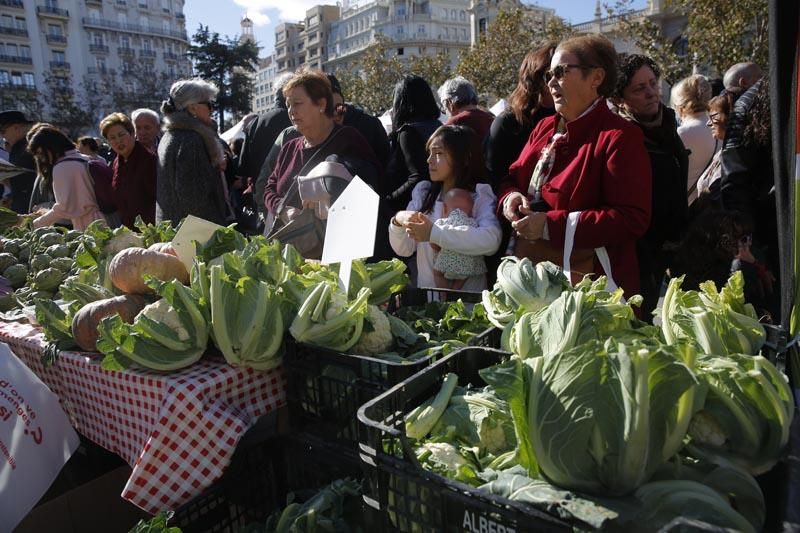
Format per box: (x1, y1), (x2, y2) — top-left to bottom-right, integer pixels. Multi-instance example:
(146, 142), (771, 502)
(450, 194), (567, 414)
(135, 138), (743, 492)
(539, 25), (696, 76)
(498, 34), (652, 298)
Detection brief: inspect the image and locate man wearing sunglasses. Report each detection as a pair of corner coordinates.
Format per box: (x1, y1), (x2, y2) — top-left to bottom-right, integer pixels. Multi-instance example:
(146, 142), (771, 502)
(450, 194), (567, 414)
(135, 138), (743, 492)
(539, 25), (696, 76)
(0, 110), (36, 213)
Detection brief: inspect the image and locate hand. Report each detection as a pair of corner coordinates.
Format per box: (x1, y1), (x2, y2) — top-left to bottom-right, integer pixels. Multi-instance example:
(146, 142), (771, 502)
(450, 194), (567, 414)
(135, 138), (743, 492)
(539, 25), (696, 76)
(281, 206), (301, 223)
(405, 213), (433, 242)
(392, 210), (416, 227)
(502, 192), (529, 222)
(511, 212), (547, 241)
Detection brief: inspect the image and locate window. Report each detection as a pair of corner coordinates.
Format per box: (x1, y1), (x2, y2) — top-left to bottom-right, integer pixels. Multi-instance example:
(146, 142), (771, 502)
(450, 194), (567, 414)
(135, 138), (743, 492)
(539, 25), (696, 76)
(6, 44), (17, 57)
(142, 38), (151, 50)
(118, 13), (127, 24)
(451, 9), (456, 19)
(396, 25), (404, 35)
(163, 20), (170, 31)
(461, 28), (467, 40)
(478, 18), (487, 33)
(397, 6), (406, 15)
(459, 10), (465, 21)
(22, 72), (34, 87)
(1, 15), (12, 28)
(0, 71), (9, 85)
(89, 9), (100, 19)
(140, 16), (149, 28)
(20, 45), (30, 58)
(139, 0), (148, 8)
(48, 24), (62, 36)
(96, 57), (106, 69)
(11, 72), (22, 86)
(53, 50), (65, 62)
(161, 0), (169, 10)
(418, 24), (425, 33)
(93, 32), (103, 45)
(14, 17), (25, 30)
(121, 35), (130, 48)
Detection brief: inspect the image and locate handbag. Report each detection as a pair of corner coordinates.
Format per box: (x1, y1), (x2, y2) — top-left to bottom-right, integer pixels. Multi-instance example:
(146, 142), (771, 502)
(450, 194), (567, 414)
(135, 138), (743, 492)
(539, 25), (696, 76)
(265, 128), (342, 259)
(513, 211), (618, 290)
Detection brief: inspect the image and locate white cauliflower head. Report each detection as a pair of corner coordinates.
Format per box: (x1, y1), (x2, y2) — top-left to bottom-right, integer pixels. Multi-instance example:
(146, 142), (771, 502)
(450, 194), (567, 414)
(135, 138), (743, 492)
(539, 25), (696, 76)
(350, 305), (393, 355)
(136, 298), (190, 341)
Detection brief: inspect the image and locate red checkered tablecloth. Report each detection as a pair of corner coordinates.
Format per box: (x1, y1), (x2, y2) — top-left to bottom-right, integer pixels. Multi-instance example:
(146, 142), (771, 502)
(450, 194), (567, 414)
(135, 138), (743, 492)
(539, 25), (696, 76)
(0, 320), (286, 514)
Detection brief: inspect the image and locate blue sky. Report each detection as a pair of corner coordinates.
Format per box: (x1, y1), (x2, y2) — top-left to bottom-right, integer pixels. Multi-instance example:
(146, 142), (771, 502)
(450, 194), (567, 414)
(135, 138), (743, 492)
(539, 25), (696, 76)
(185, 0), (648, 56)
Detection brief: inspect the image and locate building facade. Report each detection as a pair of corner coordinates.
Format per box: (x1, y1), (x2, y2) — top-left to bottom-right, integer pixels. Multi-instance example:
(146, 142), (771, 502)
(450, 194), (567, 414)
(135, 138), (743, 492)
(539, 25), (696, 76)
(325, 0), (474, 73)
(303, 5), (340, 71)
(468, 0), (554, 46)
(0, 0), (191, 122)
(251, 55), (280, 114)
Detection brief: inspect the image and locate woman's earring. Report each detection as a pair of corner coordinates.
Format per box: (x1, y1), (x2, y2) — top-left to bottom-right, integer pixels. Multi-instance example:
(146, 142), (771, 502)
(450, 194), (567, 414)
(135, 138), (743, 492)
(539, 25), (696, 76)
(319, 108), (323, 113)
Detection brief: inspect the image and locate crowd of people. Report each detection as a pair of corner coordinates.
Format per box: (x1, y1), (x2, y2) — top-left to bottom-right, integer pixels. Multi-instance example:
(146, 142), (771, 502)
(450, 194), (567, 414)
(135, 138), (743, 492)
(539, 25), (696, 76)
(0, 34), (777, 320)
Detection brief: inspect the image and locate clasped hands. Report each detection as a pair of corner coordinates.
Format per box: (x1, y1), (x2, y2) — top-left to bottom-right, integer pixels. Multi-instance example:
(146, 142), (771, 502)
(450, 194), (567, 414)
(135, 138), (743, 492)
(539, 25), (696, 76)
(394, 210), (433, 242)
(503, 192), (547, 241)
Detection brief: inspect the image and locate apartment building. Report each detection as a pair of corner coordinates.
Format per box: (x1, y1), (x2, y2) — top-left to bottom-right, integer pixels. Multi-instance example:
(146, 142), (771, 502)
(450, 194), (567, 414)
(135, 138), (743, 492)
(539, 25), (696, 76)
(325, 0), (473, 73)
(468, 0), (554, 45)
(0, 0), (191, 120)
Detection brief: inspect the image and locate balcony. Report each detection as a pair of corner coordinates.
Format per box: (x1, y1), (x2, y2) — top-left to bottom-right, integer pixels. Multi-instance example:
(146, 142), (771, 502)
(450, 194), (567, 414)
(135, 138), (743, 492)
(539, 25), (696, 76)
(37, 5), (70, 19)
(175, 12), (184, 20)
(117, 46), (135, 57)
(82, 17), (188, 41)
(49, 60), (71, 70)
(87, 66), (108, 75)
(0, 26), (28, 37)
(139, 49), (157, 58)
(0, 82), (36, 92)
(0, 54), (32, 65)
(0, 0), (24, 8)
(89, 43), (109, 53)
(163, 51), (180, 61)
(46, 34), (68, 45)
(85, 0), (102, 4)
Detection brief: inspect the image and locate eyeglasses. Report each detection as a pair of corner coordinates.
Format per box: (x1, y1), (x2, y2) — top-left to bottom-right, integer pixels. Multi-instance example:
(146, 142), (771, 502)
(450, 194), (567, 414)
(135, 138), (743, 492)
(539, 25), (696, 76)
(197, 101), (214, 110)
(544, 63), (597, 82)
(709, 112), (721, 124)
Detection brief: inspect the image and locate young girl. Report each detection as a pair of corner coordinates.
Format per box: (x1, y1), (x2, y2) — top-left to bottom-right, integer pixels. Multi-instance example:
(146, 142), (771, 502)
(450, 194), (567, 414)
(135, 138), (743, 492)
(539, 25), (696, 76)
(26, 124), (107, 231)
(389, 125), (501, 291)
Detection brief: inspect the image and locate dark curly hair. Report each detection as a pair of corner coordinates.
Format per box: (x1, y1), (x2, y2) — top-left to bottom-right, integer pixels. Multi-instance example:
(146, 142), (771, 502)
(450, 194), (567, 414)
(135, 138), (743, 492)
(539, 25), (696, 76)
(743, 76), (771, 148)
(672, 209), (753, 291)
(614, 54), (661, 98)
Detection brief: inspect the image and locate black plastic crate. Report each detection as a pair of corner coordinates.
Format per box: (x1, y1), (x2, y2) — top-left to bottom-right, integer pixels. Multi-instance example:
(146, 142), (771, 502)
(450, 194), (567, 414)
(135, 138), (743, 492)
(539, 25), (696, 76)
(282, 431), (364, 492)
(283, 287), (498, 449)
(357, 346), (571, 532)
(172, 415), (283, 533)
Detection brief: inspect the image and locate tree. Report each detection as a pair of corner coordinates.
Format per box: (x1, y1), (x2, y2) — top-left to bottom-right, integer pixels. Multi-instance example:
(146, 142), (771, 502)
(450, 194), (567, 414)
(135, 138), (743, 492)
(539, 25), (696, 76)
(336, 33), (403, 114)
(41, 72), (93, 138)
(608, 0), (768, 82)
(188, 25), (259, 132)
(457, 8), (572, 101)
(0, 85), (41, 121)
(408, 51), (452, 95)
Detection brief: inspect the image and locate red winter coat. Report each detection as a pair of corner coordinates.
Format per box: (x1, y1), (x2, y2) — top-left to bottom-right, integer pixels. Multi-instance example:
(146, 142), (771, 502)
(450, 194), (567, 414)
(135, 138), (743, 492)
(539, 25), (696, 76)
(498, 99), (652, 297)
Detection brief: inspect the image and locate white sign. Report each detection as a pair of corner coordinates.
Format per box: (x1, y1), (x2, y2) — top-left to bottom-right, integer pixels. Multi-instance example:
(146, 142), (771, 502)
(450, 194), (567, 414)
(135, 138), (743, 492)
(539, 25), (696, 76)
(171, 215), (225, 273)
(0, 343), (79, 531)
(321, 177), (380, 289)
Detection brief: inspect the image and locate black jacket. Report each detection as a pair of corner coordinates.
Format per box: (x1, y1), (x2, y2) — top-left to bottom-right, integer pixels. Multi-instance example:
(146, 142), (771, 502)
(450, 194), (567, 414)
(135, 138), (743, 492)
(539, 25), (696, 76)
(343, 104), (390, 170)
(237, 106), (292, 180)
(9, 139), (36, 214)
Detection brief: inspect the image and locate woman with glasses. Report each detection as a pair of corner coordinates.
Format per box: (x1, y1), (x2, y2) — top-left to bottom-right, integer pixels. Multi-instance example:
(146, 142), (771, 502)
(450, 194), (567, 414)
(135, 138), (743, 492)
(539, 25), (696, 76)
(612, 54), (688, 316)
(100, 112), (157, 228)
(157, 78), (229, 225)
(25, 124), (106, 230)
(498, 34), (651, 300)
(693, 91), (738, 207)
(671, 74), (716, 200)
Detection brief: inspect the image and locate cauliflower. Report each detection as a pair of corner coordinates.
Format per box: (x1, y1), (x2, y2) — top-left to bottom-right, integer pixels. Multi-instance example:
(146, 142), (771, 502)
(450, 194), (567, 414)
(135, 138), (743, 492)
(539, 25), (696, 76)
(350, 305), (393, 355)
(416, 442), (470, 473)
(688, 410), (727, 447)
(136, 298), (190, 341)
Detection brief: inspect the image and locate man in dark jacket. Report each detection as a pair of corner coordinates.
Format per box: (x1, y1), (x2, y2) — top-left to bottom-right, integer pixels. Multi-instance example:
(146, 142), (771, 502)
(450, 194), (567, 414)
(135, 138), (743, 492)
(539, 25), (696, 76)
(0, 110), (36, 213)
(239, 73), (293, 204)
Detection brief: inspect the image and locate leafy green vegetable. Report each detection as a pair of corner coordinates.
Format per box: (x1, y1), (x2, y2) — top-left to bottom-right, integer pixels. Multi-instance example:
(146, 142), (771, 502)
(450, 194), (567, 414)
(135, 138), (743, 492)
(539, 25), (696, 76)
(481, 258), (570, 329)
(405, 372), (458, 440)
(659, 272), (766, 356)
(96, 278), (209, 371)
(264, 478), (361, 533)
(289, 282), (371, 352)
(128, 510), (181, 533)
(193, 224), (247, 264)
(208, 263), (284, 370)
(34, 299), (75, 346)
(134, 216), (177, 248)
(686, 353), (794, 474)
(515, 338), (698, 495)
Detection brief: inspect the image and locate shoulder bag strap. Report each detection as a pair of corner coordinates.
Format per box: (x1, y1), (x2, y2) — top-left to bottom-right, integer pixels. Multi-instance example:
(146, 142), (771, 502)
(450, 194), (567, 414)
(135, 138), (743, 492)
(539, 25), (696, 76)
(563, 211), (620, 294)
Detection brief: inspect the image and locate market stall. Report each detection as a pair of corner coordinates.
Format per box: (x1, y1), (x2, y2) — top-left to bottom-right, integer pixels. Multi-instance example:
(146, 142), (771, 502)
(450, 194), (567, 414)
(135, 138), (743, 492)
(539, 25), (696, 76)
(0, 320), (285, 514)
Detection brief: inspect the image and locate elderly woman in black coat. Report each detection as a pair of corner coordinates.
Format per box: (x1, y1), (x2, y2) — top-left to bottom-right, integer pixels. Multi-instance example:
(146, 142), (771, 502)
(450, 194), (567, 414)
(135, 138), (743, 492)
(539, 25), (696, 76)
(156, 78), (230, 225)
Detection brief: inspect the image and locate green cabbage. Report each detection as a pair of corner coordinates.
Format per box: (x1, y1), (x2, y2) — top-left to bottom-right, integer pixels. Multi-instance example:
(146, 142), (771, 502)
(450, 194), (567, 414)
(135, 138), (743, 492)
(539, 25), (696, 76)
(687, 353), (794, 474)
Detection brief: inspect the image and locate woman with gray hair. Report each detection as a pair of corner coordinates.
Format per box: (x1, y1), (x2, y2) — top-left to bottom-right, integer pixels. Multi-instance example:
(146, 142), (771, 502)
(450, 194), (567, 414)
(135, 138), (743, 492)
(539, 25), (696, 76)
(438, 76), (492, 179)
(157, 78), (229, 225)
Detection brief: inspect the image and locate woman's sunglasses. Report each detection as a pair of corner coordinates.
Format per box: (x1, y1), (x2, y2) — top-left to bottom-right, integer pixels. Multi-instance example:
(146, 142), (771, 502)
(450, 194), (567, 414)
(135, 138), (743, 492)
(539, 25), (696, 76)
(544, 63), (597, 82)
